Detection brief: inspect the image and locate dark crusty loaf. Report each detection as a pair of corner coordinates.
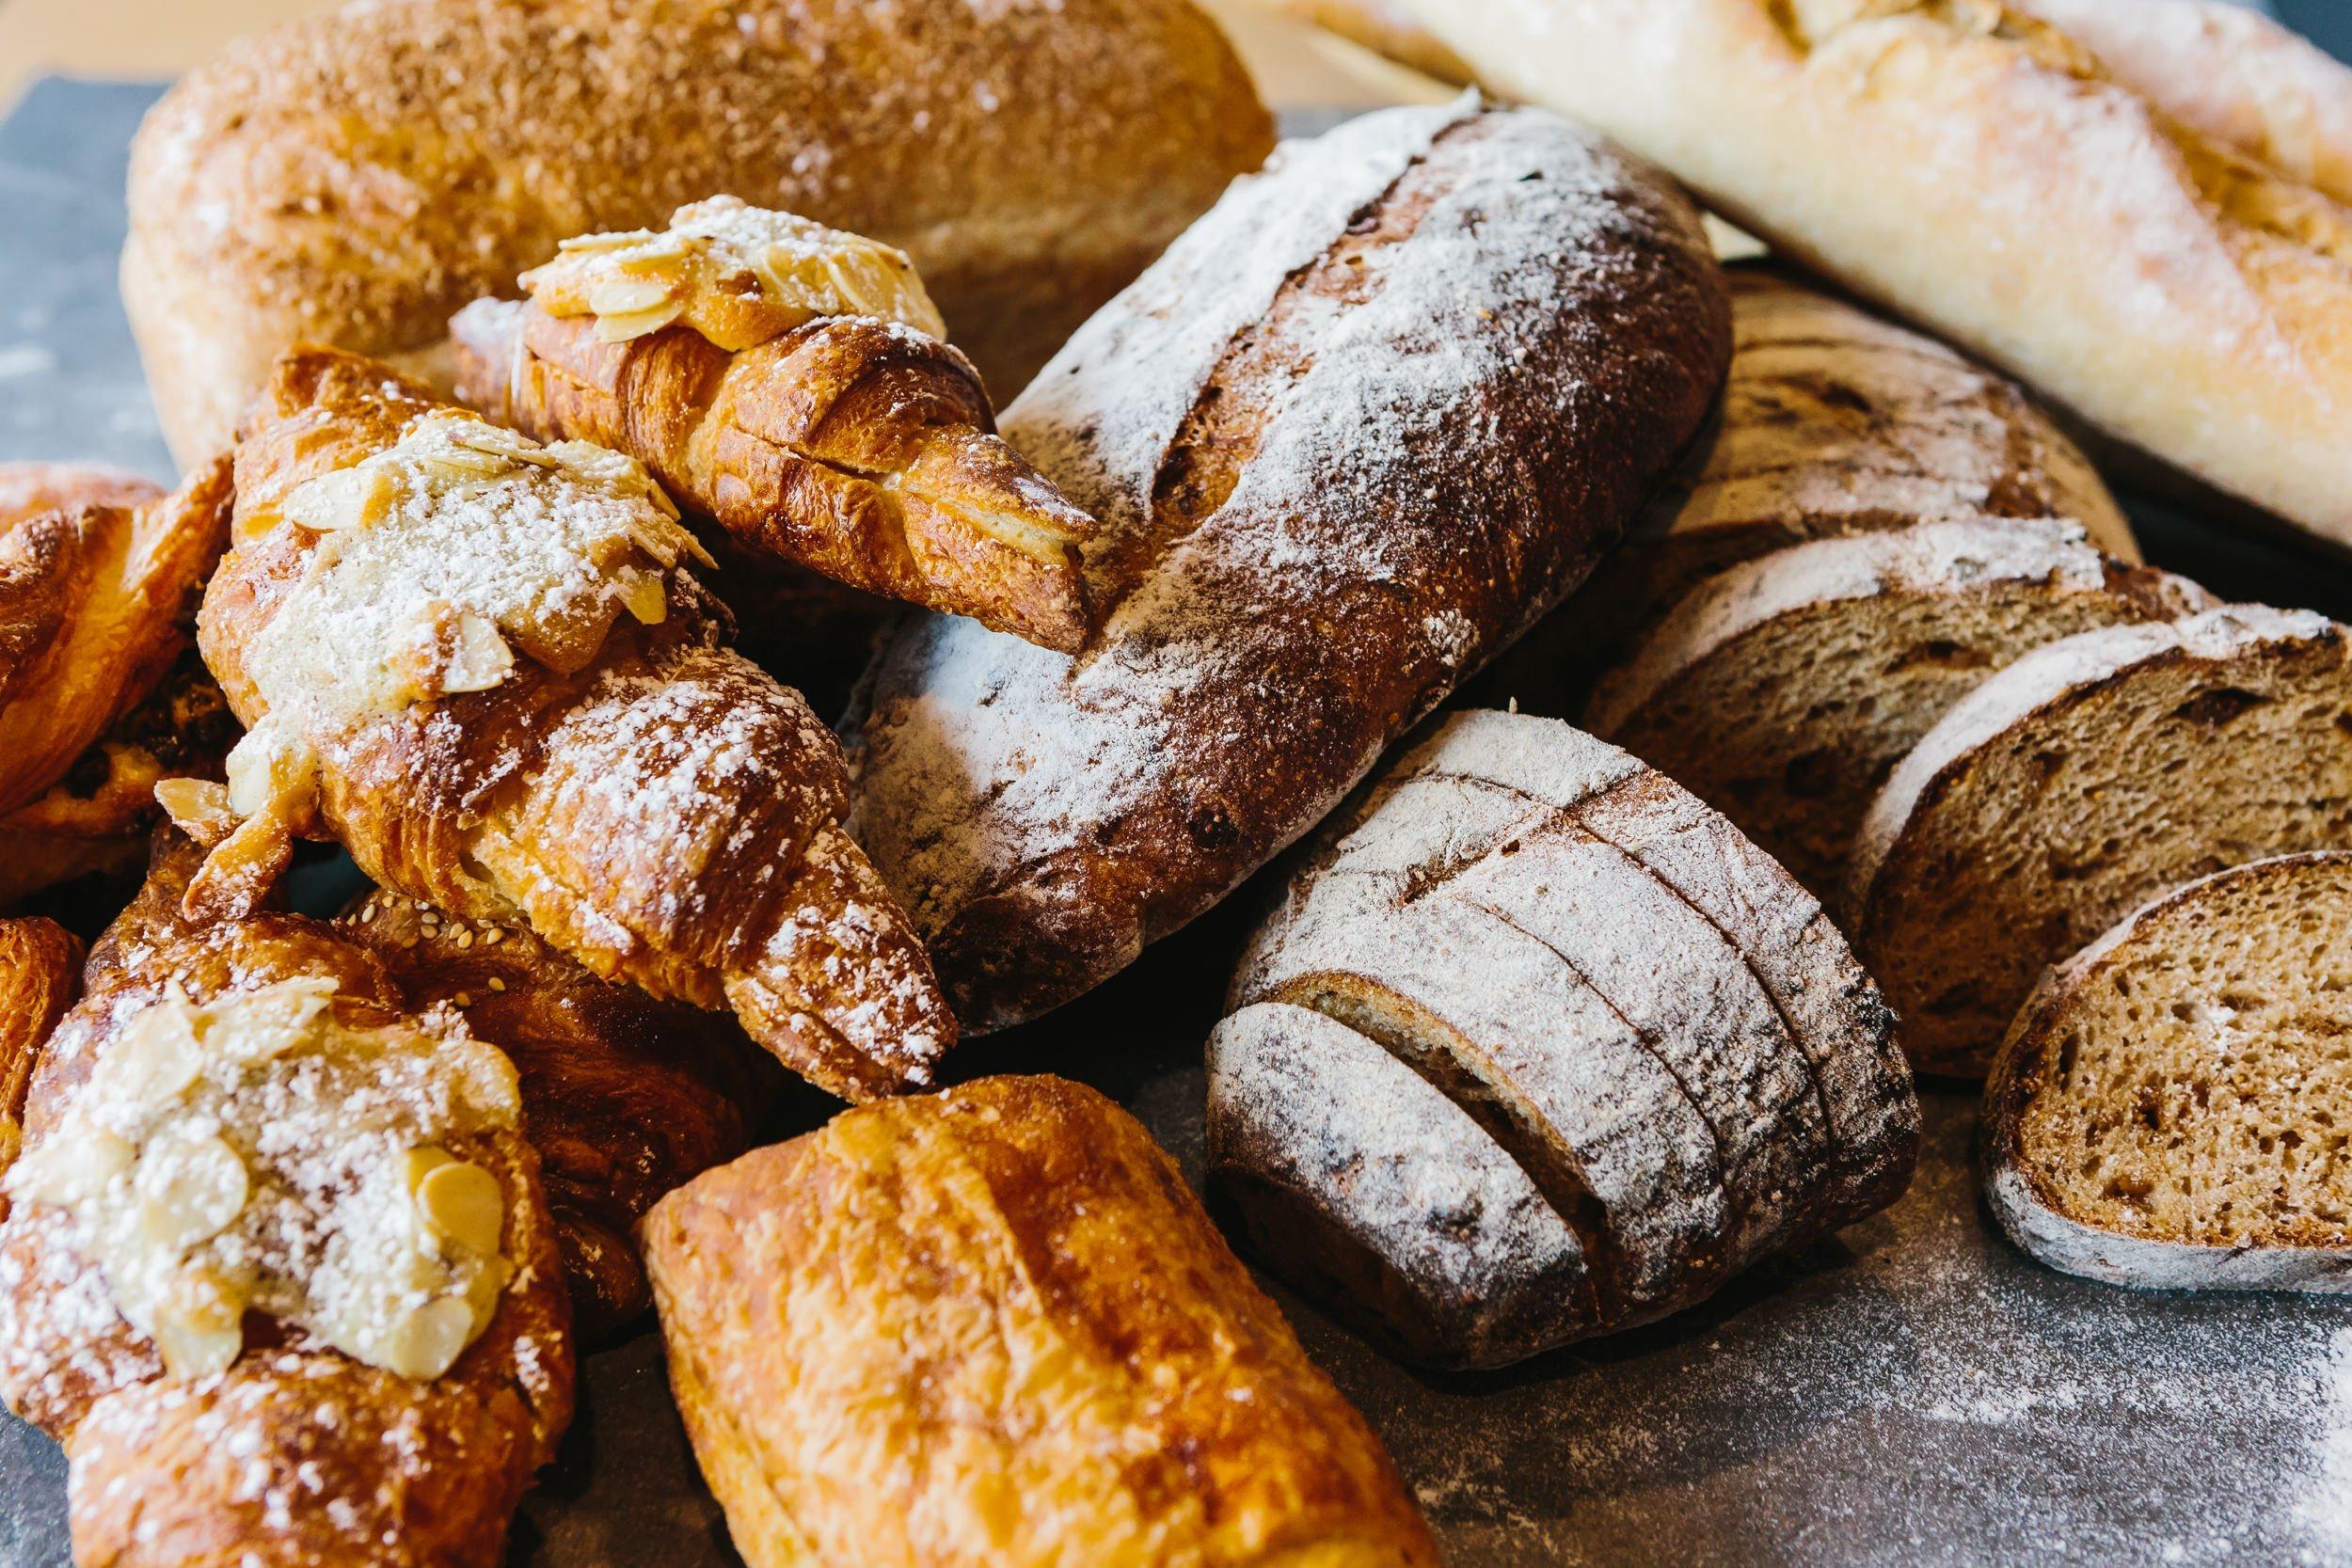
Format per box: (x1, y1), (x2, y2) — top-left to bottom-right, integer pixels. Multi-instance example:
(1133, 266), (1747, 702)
(849, 99), (1732, 1030)
(1984, 850), (2352, 1293)
(122, 0), (1274, 464)
(1207, 710), (1917, 1369)
(1849, 605), (2352, 1078)
(1586, 518), (2211, 901)
(1471, 264), (2137, 714)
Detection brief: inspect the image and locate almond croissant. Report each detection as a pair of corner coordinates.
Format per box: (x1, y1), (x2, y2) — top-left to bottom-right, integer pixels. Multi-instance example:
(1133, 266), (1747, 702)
(0, 832), (574, 1568)
(184, 346), (954, 1101)
(0, 460), (236, 905)
(450, 198), (1101, 652)
(339, 884), (795, 1341)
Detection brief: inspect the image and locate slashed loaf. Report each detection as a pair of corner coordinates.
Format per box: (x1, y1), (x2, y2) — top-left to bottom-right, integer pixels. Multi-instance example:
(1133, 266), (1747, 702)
(850, 99), (1732, 1030)
(1585, 518), (2210, 901)
(1347, 0), (2352, 550)
(122, 0), (1274, 464)
(1470, 264), (2135, 713)
(1849, 605), (2352, 1077)
(1207, 710), (1918, 1369)
(1983, 850), (2352, 1293)
(642, 1074), (1440, 1567)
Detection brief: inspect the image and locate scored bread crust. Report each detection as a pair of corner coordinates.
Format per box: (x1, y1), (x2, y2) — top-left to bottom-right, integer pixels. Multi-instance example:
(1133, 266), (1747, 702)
(850, 99), (1732, 1030)
(121, 0), (1275, 465)
(1849, 604), (2352, 1077)
(1208, 709), (1917, 1370)
(1982, 851), (2352, 1292)
(1365, 0), (2352, 548)
(1585, 517), (2211, 898)
(641, 1074), (1440, 1566)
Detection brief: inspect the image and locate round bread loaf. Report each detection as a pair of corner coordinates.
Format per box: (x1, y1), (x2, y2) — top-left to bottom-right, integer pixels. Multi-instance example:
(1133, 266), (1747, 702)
(1983, 850), (2352, 1293)
(122, 0), (1274, 465)
(850, 98), (1732, 1030)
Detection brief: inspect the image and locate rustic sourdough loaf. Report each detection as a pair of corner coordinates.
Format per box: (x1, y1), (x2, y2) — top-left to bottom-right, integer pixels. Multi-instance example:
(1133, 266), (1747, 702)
(1850, 605), (2352, 1077)
(1585, 518), (2211, 901)
(1983, 851), (2352, 1292)
(1340, 0), (2352, 550)
(1470, 265), (2135, 713)
(1207, 710), (1917, 1369)
(122, 0), (1274, 465)
(850, 100), (1732, 1030)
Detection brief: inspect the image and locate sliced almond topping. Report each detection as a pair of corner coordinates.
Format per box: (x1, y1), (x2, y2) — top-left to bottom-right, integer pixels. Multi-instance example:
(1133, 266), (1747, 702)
(135, 1131), (249, 1252)
(441, 608), (518, 694)
(151, 1266), (246, 1380)
(106, 1002), (204, 1109)
(281, 464), (398, 533)
(383, 1296), (480, 1381)
(415, 1158), (504, 1256)
(6, 1125), (134, 1210)
(612, 566), (669, 626)
(153, 777), (238, 842)
(586, 276), (678, 316)
(593, 298), (688, 342)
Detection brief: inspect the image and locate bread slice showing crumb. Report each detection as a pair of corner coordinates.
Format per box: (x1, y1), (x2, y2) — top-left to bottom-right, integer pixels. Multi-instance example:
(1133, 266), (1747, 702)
(1983, 851), (2352, 1292)
(1849, 606), (2352, 1077)
(1586, 518), (2210, 899)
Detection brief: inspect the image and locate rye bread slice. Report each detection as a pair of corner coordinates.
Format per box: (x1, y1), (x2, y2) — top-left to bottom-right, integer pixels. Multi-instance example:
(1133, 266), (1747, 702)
(1207, 709), (1917, 1368)
(1585, 518), (2212, 900)
(1983, 851), (2352, 1292)
(1848, 605), (2352, 1078)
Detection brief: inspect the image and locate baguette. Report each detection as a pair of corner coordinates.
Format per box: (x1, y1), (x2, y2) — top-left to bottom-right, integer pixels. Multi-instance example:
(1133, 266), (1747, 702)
(642, 1074), (1439, 1567)
(850, 99), (1731, 1029)
(123, 0), (1275, 465)
(1359, 0), (2352, 550)
(1983, 850), (2352, 1293)
(1208, 710), (1916, 1368)
(1585, 518), (2209, 900)
(1849, 605), (2352, 1077)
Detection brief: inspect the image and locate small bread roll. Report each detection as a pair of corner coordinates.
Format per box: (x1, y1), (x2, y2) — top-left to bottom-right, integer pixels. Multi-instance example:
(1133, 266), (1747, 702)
(642, 1075), (1439, 1568)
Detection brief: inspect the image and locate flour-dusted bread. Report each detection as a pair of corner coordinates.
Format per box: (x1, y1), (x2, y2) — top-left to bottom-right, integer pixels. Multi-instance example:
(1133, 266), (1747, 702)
(1984, 851), (2352, 1292)
(1470, 265), (2135, 715)
(850, 99), (1731, 1031)
(1353, 0), (2352, 550)
(1585, 518), (2210, 901)
(1207, 709), (1917, 1369)
(1849, 606), (2352, 1078)
(642, 1075), (1440, 1567)
(122, 0), (1274, 466)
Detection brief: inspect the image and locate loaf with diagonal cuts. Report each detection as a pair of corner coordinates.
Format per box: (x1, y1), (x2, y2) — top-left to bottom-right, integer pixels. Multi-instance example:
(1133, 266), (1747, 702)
(1849, 605), (2352, 1077)
(850, 99), (1732, 1031)
(1208, 709), (1917, 1369)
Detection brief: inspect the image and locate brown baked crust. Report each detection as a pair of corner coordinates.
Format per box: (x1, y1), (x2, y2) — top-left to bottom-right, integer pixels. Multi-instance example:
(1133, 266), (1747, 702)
(121, 0), (1275, 464)
(451, 298), (1099, 650)
(0, 917), (81, 1211)
(850, 100), (1733, 1029)
(0, 460), (233, 904)
(0, 833), (574, 1568)
(199, 347), (954, 1101)
(339, 885), (788, 1342)
(642, 1074), (1439, 1568)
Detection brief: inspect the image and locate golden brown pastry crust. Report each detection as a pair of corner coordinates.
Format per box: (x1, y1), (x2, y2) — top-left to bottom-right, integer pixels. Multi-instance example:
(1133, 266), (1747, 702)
(197, 347), (953, 1100)
(121, 0), (1275, 464)
(452, 298), (1100, 651)
(0, 461), (233, 905)
(642, 1074), (1440, 1568)
(339, 885), (789, 1341)
(0, 917), (81, 1211)
(0, 835), (574, 1568)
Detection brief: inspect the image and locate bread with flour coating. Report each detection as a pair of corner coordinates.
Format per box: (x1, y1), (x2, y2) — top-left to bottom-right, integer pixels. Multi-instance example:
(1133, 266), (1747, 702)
(123, 0), (1274, 464)
(1342, 0), (2352, 550)
(1207, 709), (1917, 1368)
(850, 99), (1731, 1030)
(643, 1074), (1439, 1567)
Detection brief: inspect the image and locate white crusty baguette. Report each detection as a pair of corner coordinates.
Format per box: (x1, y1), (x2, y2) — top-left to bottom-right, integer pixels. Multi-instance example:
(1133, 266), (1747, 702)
(122, 0), (1274, 465)
(1848, 604), (2352, 1078)
(850, 100), (1731, 1030)
(1207, 709), (1917, 1369)
(1348, 0), (2352, 550)
(1983, 850), (2352, 1293)
(1585, 518), (2210, 900)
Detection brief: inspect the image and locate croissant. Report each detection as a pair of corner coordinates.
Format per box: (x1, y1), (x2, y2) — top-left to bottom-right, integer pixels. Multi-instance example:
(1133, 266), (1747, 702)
(0, 460), (235, 905)
(449, 198), (1101, 652)
(339, 884), (796, 1341)
(0, 832), (574, 1568)
(183, 346), (955, 1101)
